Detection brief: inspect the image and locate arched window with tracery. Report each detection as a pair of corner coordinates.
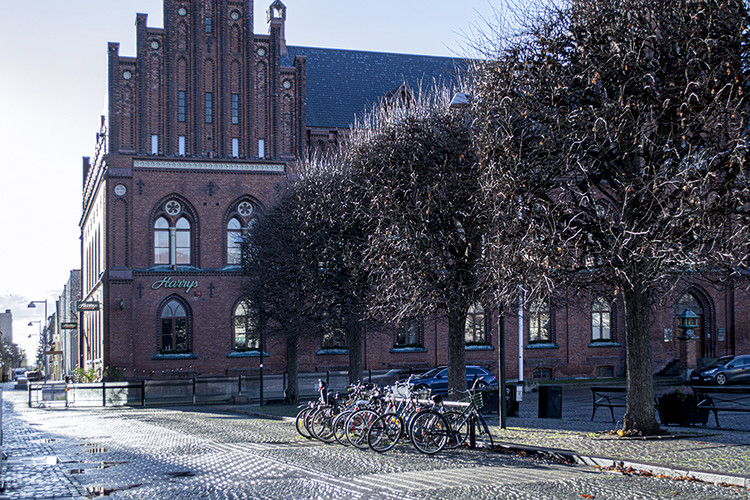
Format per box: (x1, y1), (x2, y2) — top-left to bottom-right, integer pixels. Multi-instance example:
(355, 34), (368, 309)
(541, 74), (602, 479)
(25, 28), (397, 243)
(160, 298), (190, 353)
(226, 199), (257, 265)
(153, 199), (194, 266)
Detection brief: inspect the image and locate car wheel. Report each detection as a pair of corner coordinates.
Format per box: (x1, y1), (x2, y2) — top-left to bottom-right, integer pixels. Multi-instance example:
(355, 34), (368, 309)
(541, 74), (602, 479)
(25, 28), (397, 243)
(716, 373), (727, 385)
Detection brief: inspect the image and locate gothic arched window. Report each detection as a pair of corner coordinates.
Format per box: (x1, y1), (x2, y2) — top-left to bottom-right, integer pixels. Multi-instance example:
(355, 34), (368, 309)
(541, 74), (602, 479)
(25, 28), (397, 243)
(160, 298), (189, 353)
(233, 300), (259, 350)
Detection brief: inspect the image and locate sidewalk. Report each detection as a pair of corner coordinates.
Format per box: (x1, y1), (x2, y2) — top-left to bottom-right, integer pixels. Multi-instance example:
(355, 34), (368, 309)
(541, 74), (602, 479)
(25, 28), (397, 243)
(225, 384), (750, 489)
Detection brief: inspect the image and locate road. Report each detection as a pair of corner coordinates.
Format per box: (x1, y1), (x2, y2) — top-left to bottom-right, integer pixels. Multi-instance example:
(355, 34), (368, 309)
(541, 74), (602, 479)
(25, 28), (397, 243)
(2, 386), (747, 499)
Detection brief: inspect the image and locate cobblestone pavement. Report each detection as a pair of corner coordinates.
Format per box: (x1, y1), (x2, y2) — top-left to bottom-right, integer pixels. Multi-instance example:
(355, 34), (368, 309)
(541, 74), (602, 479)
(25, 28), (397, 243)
(2, 383), (750, 499)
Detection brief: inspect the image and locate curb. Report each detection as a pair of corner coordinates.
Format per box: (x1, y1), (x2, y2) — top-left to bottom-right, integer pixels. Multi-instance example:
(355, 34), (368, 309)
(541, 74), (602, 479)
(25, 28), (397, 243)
(493, 440), (750, 489)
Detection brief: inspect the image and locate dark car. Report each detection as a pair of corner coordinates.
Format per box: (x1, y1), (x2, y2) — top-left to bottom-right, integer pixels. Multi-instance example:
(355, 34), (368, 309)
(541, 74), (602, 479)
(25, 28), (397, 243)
(368, 368), (425, 387)
(409, 365), (498, 394)
(689, 355), (750, 385)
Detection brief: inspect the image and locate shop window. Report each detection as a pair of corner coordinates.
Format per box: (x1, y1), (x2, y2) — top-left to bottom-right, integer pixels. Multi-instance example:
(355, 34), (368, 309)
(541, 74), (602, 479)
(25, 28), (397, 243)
(529, 298), (551, 343)
(233, 300), (259, 351)
(465, 303), (488, 345)
(591, 296), (612, 341)
(395, 318), (423, 347)
(160, 298), (190, 353)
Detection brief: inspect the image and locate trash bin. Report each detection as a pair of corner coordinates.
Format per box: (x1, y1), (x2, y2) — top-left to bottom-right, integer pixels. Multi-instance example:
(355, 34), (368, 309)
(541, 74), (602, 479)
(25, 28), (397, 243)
(538, 385), (562, 418)
(479, 388), (499, 414)
(504, 384), (519, 417)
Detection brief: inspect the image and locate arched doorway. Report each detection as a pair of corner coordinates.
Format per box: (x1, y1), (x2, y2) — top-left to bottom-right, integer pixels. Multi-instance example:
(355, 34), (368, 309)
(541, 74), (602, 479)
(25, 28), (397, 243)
(675, 291), (714, 359)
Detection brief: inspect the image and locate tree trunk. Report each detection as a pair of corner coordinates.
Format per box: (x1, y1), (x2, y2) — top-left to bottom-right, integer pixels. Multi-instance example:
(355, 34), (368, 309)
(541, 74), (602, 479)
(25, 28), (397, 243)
(346, 311), (363, 384)
(447, 306), (468, 392)
(621, 283), (662, 435)
(285, 331), (299, 405)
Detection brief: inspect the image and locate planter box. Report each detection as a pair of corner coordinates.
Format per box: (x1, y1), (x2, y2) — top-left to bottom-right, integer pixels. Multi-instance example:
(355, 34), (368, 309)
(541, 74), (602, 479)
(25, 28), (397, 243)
(657, 393), (708, 426)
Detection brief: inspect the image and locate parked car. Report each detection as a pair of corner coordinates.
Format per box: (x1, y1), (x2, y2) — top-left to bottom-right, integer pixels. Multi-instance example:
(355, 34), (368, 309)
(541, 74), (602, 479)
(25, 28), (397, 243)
(13, 368), (26, 382)
(25, 370), (44, 382)
(409, 365), (498, 394)
(368, 368), (425, 387)
(689, 355), (750, 385)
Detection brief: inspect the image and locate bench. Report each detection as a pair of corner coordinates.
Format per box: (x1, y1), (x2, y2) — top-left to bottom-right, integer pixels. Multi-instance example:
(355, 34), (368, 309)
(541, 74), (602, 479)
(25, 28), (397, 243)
(591, 386), (626, 422)
(692, 386), (750, 427)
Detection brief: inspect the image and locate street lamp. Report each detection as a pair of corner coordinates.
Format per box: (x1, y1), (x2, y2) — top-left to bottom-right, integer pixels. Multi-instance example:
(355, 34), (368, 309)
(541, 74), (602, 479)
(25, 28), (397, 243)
(28, 300), (48, 382)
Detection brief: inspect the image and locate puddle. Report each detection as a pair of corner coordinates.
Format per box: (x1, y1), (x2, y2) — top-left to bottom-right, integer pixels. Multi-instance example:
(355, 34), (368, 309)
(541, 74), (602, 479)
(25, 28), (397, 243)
(166, 471), (196, 478)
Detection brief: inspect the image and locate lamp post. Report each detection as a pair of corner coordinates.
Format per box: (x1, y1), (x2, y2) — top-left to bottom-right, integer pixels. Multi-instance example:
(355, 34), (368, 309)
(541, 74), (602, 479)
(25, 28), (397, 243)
(28, 300), (48, 383)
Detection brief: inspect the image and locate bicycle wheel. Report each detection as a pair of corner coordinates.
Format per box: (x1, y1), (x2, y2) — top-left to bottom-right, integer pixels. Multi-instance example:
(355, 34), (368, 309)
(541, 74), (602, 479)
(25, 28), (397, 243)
(346, 409), (380, 449)
(368, 413), (403, 453)
(333, 410), (354, 445)
(443, 410), (467, 448)
(295, 407), (313, 439)
(311, 407), (336, 443)
(410, 410), (450, 455)
(473, 414), (494, 450)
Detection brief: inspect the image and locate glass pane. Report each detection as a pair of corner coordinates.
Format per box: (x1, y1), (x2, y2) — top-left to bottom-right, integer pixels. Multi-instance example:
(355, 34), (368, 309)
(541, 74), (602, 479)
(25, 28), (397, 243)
(155, 230), (170, 247)
(228, 218), (241, 230)
(175, 250), (190, 264)
(176, 230), (190, 247)
(176, 217), (190, 229)
(235, 332), (246, 349)
(601, 314), (611, 339)
(161, 319), (173, 350)
(174, 318), (187, 350)
(155, 217), (169, 229)
(155, 248), (169, 264)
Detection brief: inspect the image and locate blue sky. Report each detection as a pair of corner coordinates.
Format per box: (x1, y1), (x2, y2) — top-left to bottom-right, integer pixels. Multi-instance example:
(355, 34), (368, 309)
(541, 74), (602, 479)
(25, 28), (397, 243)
(0, 0), (499, 360)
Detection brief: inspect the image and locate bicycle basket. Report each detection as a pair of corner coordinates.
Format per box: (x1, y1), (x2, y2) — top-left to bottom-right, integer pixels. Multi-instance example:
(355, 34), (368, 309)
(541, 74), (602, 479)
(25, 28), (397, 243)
(460, 392), (484, 410)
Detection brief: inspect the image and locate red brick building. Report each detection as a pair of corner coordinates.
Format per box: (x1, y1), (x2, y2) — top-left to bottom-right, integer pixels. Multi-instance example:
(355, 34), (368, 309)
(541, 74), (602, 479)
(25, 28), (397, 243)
(80, 0), (748, 382)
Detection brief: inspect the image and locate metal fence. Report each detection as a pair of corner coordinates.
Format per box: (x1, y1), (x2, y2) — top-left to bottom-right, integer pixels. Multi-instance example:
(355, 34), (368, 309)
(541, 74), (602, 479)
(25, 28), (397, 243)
(26, 371), (355, 408)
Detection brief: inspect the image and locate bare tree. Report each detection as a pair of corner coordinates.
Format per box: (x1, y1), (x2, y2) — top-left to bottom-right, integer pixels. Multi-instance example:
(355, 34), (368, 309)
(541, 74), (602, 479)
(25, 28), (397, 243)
(242, 190), (323, 404)
(343, 87), (491, 392)
(472, 0), (750, 435)
(292, 161), (374, 384)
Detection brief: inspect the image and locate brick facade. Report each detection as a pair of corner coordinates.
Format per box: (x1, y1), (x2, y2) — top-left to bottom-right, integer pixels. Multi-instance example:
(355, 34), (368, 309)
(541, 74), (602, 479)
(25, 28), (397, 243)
(79, 0), (748, 382)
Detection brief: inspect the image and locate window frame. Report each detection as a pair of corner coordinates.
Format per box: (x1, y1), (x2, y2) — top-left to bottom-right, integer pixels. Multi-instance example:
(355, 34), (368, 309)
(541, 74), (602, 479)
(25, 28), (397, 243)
(159, 297), (191, 354)
(465, 303), (489, 345)
(205, 92), (213, 123)
(233, 299), (260, 351)
(395, 317), (424, 348)
(529, 297), (552, 344)
(152, 202), (195, 267)
(591, 296), (613, 342)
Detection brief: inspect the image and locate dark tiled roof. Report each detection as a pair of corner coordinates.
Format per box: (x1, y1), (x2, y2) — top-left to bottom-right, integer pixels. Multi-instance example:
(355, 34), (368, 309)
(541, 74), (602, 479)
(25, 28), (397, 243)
(284, 46), (466, 129)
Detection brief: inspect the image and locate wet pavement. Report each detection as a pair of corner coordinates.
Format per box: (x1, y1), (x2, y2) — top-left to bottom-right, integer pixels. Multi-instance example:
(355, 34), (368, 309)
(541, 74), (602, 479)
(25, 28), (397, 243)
(2, 381), (750, 499)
